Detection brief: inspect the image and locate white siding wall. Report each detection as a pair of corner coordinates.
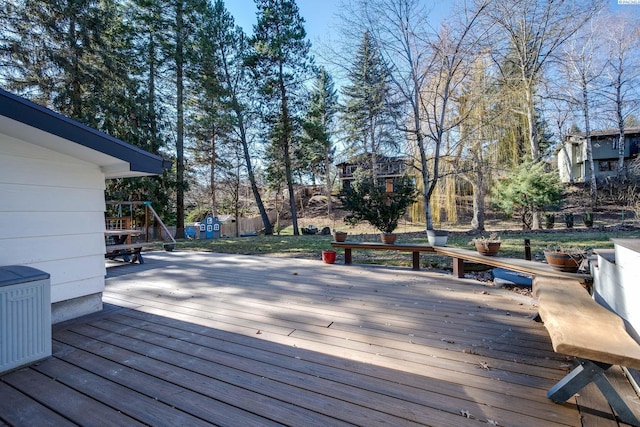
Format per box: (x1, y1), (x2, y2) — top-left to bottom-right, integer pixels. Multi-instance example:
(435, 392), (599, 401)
(557, 146), (571, 183)
(593, 240), (640, 342)
(0, 135), (106, 305)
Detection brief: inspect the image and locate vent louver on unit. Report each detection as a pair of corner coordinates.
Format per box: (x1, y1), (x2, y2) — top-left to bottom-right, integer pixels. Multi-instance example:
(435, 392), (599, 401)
(0, 266), (51, 374)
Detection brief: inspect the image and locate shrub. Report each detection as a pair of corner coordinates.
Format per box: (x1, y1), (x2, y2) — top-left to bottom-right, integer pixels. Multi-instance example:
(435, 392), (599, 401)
(340, 177), (417, 233)
(492, 160), (563, 230)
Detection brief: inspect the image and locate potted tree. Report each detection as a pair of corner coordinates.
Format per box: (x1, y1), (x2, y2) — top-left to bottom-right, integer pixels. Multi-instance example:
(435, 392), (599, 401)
(544, 246), (587, 273)
(332, 231), (348, 242)
(470, 233), (502, 256)
(340, 177), (417, 244)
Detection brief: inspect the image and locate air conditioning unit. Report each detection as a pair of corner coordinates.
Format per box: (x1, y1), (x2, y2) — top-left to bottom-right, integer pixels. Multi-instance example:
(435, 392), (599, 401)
(0, 266), (51, 374)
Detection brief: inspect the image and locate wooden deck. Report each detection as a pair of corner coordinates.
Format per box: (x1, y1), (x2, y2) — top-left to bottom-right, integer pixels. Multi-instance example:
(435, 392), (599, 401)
(2, 251), (639, 426)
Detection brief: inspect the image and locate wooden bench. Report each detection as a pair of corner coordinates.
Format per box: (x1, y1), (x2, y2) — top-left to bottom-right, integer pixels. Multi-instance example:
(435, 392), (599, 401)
(330, 242), (435, 270)
(432, 246), (592, 283)
(533, 276), (640, 425)
(331, 242), (592, 283)
(105, 243), (145, 264)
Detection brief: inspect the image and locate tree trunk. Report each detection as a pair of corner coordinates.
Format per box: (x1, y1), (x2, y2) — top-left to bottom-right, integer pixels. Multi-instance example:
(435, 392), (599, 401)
(324, 155), (332, 215)
(280, 72), (299, 236)
(616, 82), (626, 179)
(524, 86), (540, 161)
(174, 0), (185, 240)
(524, 83), (543, 229)
(560, 141), (574, 183)
(582, 78), (598, 206)
(209, 132), (217, 218)
(471, 175), (486, 231)
(220, 50), (272, 235)
(416, 132), (432, 231)
(238, 116), (272, 235)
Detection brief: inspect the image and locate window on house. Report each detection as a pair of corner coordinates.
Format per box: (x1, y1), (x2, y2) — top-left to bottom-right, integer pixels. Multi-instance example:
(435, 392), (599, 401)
(599, 161), (616, 172)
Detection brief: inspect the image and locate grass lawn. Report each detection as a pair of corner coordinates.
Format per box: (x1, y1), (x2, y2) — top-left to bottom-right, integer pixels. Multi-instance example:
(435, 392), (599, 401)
(154, 226), (640, 271)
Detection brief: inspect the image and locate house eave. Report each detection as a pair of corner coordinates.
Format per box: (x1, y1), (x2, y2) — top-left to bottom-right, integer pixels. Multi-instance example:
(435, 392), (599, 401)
(0, 89), (170, 178)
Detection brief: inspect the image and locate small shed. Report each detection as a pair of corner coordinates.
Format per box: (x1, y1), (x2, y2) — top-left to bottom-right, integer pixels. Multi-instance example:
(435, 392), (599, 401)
(0, 89), (170, 323)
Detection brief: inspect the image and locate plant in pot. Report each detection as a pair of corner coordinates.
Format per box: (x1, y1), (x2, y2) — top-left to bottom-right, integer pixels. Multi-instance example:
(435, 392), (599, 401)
(332, 231), (348, 242)
(339, 177), (417, 244)
(470, 233), (501, 256)
(543, 245), (587, 273)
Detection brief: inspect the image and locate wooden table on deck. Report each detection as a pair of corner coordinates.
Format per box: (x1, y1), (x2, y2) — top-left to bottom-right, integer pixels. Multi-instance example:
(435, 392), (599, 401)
(105, 230), (145, 264)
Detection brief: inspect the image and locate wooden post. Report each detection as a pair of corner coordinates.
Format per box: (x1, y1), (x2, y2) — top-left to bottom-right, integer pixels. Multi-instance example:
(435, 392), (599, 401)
(524, 238), (531, 261)
(344, 248), (352, 265)
(145, 205), (149, 242)
(452, 257), (464, 278)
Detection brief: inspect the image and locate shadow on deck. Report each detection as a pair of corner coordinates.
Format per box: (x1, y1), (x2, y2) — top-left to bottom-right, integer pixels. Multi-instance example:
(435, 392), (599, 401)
(2, 251), (638, 426)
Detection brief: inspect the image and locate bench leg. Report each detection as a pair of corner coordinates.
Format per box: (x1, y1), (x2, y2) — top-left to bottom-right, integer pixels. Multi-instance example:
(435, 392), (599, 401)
(132, 251), (144, 264)
(548, 360), (640, 426)
(452, 257), (464, 278)
(412, 252), (420, 270)
(344, 248), (352, 265)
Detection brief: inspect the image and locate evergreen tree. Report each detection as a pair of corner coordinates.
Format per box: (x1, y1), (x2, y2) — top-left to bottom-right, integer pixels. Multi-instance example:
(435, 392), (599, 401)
(189, 0), (234, 218)
(1, 0), (128, 124)
(1, 0), (175, 223)
(341, 30), (399, 181)
(205, 0), (273, 234)
(300, 67), (338, 214)
(247, 0), (313, 236)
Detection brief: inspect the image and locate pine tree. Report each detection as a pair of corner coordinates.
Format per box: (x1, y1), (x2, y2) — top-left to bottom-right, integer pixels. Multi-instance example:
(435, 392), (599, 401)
(247, 0), (313, 236)
(341, 30), (399, 181)
(204, 0), (273, 234)
(300, 67), (338, 214)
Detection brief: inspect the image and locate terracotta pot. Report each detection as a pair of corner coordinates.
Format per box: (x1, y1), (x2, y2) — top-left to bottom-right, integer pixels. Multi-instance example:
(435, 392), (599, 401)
(544, 250), (583, 273)
(333, 232), (347, 242)
(380, 233), (397, 244)
(475, 241), (501, 256)
(322, 250), (337, 264)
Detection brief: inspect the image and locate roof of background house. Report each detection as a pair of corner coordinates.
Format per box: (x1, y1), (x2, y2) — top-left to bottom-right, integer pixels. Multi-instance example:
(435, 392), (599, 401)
(565, 128), (640, 140)
(0, 88), (171, 178)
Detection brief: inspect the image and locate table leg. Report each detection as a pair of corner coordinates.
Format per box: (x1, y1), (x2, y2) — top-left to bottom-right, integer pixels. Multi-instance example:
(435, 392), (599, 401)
(412, 252), (420, 270)
(344, 248), (352, 265)
(452, 257), (464, 278)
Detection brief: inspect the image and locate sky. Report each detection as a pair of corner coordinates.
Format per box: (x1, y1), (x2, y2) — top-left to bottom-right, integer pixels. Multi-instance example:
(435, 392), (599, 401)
(222, 0), (455, 73)
(224, 0), (346, 46)
(224, 0), (639, 44)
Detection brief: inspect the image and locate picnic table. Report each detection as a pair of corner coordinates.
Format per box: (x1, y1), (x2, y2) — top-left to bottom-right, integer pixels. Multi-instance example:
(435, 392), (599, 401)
(105, 230), (145, 264)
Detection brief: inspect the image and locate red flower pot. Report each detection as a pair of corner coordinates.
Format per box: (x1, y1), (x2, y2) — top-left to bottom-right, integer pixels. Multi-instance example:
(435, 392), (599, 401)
(322, 250), (337, 264)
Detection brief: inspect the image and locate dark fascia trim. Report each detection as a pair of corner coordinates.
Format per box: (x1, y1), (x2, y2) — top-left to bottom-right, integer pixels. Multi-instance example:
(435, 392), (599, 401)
(0, 88), (171, 175)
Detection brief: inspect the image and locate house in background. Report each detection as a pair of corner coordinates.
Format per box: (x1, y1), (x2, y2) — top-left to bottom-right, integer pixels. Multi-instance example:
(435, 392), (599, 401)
(557, 128), (640, 183)
(0, 88), (170, 323)
(337, 155), (411, 192)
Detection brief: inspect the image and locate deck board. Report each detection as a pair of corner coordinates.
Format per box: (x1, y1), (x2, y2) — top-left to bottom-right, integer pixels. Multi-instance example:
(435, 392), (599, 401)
(2, 251), (636, 426)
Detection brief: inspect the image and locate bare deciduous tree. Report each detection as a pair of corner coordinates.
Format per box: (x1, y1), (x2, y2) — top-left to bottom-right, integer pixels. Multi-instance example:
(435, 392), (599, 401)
(600, 10), (640, 179)
(484, 0), (604, 161)
(560, 15), (606, 205)
(340, 0), (490, 230)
